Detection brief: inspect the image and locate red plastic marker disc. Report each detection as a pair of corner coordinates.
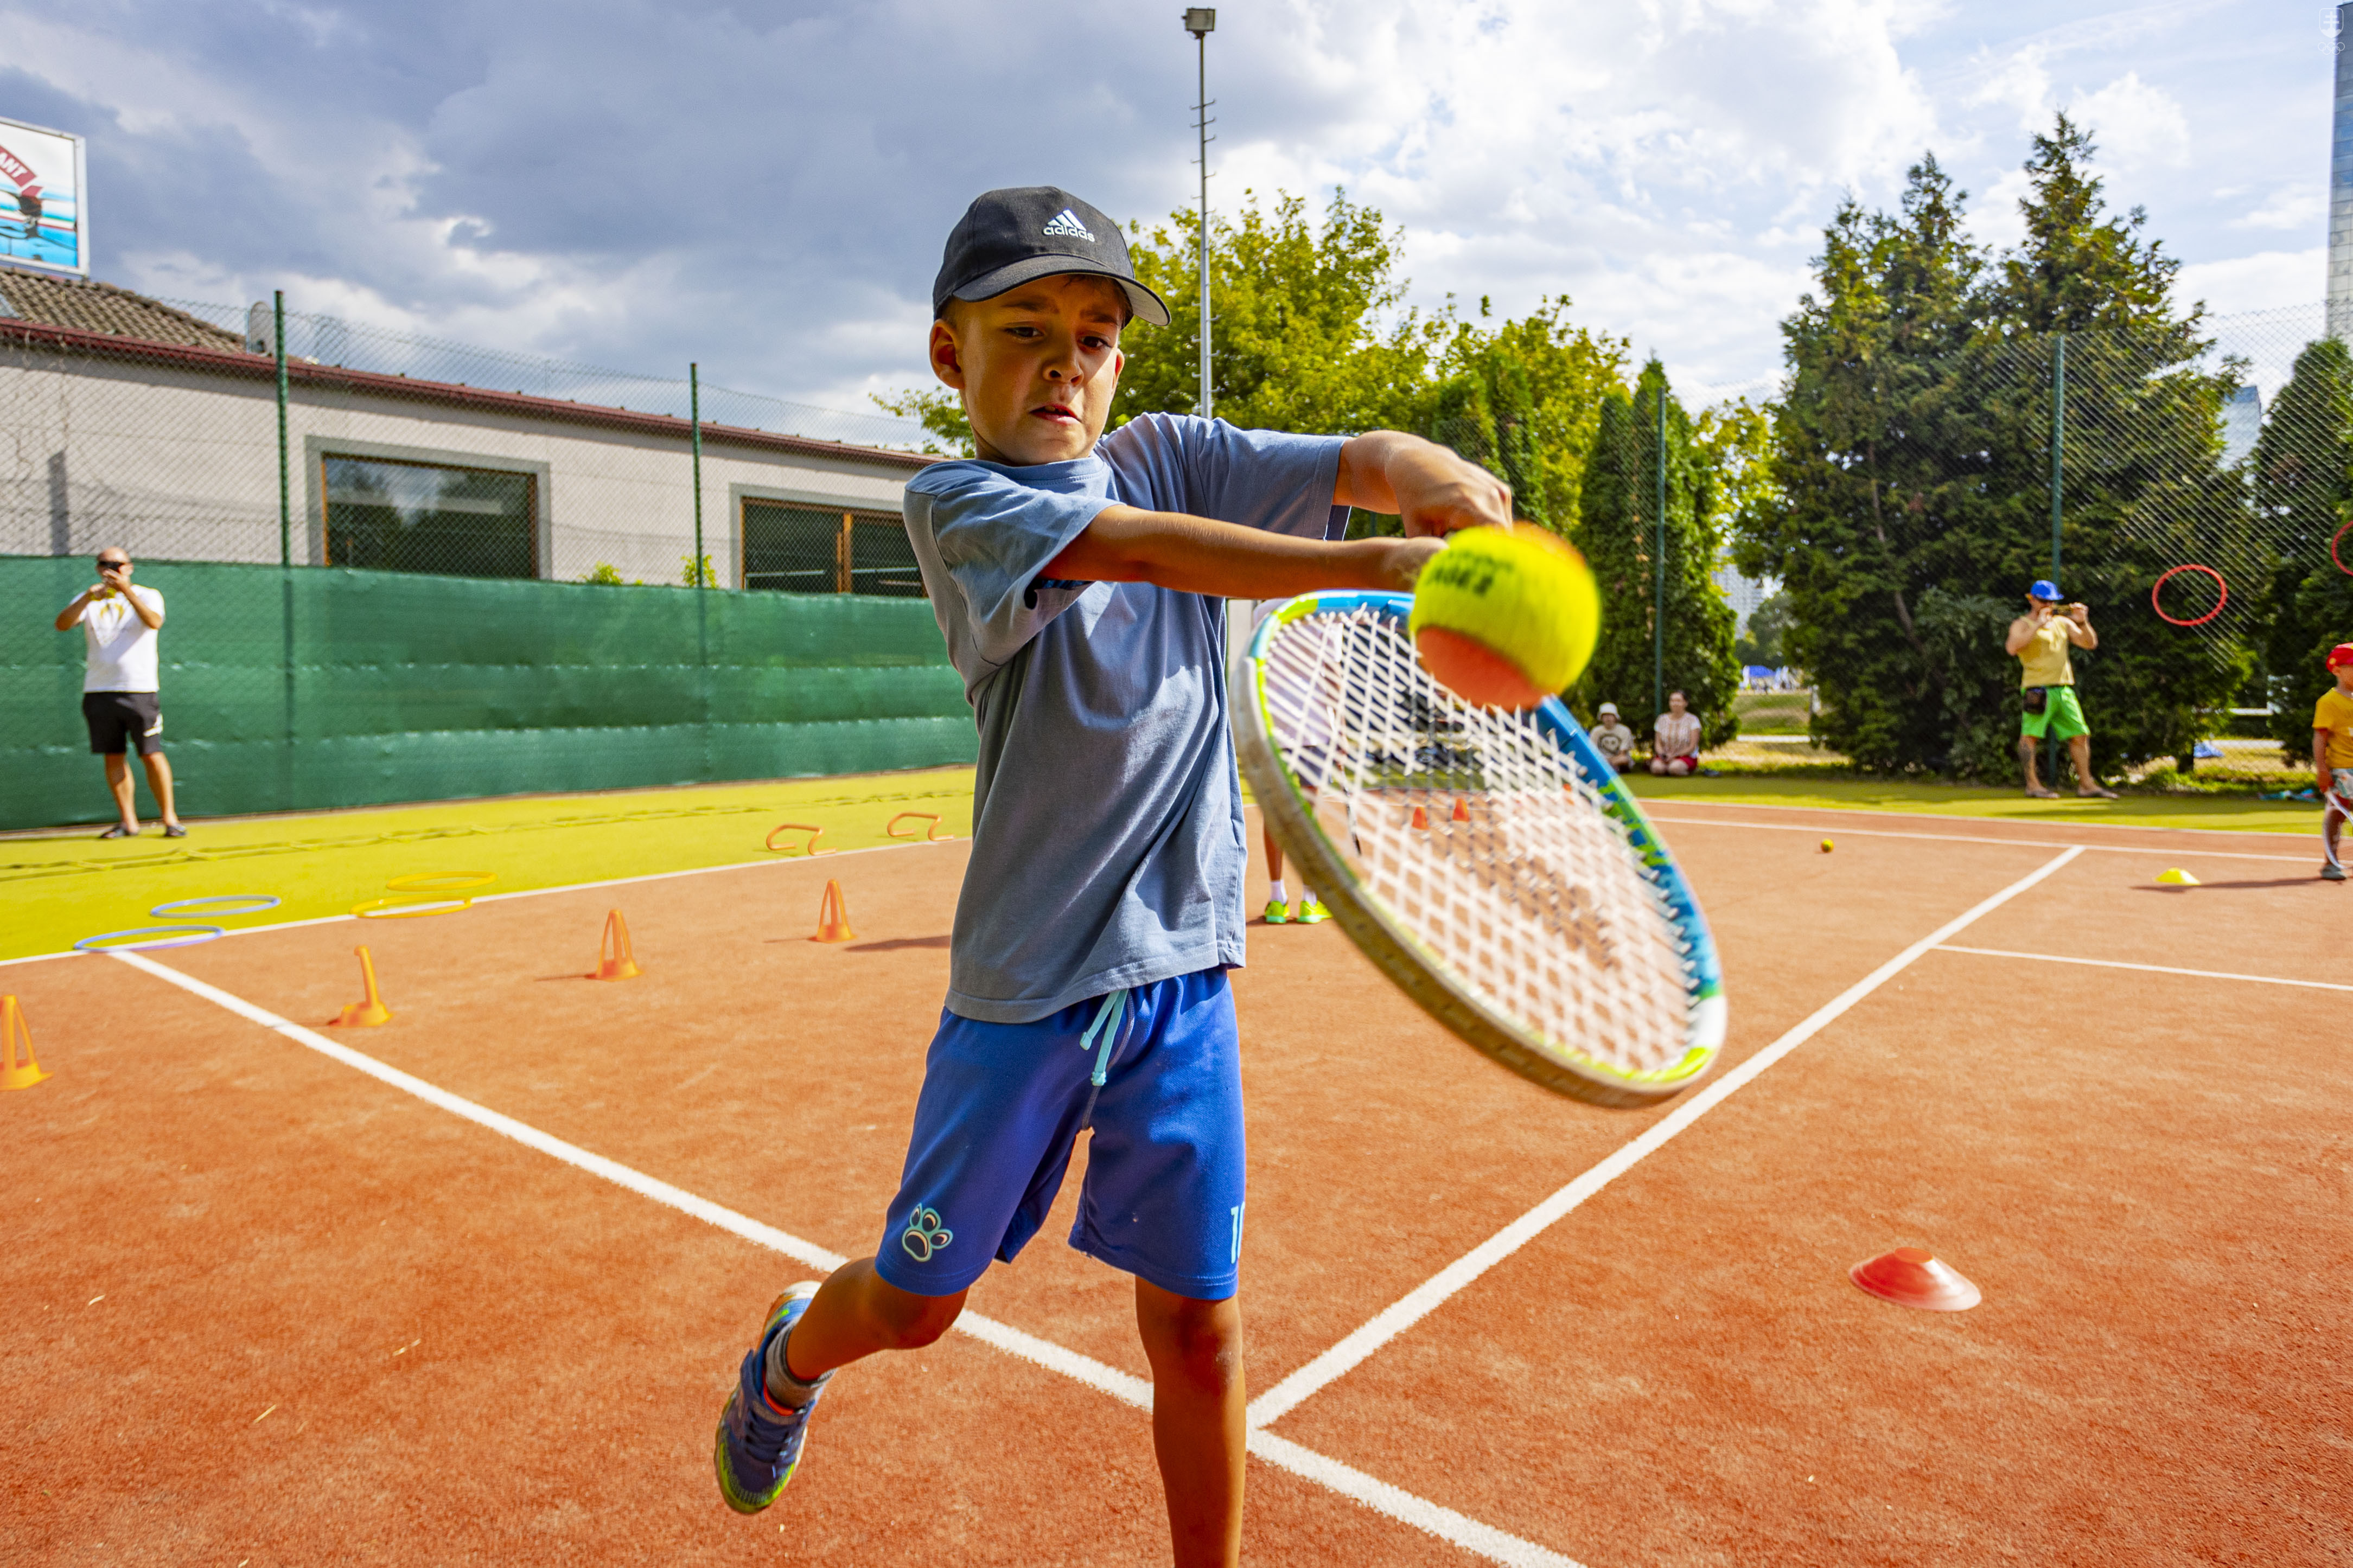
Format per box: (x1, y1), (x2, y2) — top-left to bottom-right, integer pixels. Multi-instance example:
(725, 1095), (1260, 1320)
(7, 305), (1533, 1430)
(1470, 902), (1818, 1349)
(1849, 1247), (1981, 1311)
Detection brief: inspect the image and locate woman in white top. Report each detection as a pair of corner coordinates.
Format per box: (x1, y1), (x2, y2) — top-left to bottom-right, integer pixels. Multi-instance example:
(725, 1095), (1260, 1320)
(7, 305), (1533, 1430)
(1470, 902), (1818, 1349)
(1649, 690), (1703, 777)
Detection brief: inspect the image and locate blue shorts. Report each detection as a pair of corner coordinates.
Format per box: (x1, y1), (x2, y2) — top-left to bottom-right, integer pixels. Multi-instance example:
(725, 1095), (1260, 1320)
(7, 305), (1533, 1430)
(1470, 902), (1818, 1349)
(875, 968), (1246, 1302)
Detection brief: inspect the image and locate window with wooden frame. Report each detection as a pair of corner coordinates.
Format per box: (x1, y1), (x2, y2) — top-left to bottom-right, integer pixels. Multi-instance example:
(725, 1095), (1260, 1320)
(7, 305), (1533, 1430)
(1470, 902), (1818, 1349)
(741, 500), (925, 597)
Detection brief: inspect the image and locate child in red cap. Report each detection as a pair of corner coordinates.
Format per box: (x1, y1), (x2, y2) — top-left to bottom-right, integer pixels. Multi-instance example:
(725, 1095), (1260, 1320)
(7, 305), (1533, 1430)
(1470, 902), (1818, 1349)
(2316, 643), (2353, 881)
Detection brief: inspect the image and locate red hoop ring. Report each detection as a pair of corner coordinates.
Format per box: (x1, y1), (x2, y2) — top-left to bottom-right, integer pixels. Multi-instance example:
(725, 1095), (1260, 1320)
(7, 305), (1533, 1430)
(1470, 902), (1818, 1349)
(2333, 519), (2352, 577)
(2151, 564), (2227, 628)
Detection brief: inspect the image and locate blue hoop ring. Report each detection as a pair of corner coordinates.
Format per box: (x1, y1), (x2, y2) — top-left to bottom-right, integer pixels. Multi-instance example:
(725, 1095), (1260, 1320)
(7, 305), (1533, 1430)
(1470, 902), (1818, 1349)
(74, 924), (227, 953)
(150, 895), (282, 919)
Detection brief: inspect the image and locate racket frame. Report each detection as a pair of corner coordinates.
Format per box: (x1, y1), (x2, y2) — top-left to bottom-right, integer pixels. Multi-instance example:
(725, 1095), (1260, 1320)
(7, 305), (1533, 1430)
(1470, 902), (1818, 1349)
(1234, 590), (1726, 1107)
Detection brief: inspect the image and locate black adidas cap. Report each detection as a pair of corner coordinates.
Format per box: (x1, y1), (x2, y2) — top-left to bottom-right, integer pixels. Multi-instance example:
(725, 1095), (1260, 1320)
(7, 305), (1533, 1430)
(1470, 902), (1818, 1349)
(932, 186), (1171, 327)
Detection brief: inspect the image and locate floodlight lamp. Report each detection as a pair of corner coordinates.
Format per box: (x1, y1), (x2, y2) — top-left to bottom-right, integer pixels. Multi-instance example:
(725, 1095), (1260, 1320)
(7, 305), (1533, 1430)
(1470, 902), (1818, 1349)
(1183, 9), (1216, 35)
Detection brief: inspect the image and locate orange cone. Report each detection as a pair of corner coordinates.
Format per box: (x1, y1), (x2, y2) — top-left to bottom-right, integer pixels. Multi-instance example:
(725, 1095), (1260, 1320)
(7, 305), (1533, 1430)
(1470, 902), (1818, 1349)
(333, 946), (393, 1027)
(813, 879), (857, 943)
(1410, 805), (1430, 830)
(592, 909), (642, 981)
(1450, 797), (1471, 823)
(1, 996), (49, 1091)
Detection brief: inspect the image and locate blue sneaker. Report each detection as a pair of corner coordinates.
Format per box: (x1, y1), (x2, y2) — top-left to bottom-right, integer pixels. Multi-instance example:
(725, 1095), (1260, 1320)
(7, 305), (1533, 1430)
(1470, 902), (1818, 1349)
(714, 1282), (828, 1514)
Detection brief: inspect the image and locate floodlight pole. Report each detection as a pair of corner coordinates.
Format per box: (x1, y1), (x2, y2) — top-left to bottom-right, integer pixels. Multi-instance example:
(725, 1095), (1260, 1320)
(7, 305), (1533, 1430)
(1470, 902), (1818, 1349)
(1185, 9), (1216, 419)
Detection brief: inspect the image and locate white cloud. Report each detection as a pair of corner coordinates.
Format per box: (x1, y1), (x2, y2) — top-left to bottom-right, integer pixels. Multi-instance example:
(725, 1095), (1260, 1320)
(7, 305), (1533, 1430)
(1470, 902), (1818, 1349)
(2231, 184), (2328, 231)
(2065, 72), (2190, 170)
(1, 0), (2322, 412)
(2175, 248), (2326, 315)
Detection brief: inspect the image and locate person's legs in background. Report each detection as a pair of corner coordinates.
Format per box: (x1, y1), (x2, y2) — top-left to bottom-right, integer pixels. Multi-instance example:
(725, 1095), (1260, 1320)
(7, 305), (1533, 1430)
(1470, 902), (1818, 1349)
(138, 750), (181, 831)
(1261, 824), (1289, 923)
(101, 752), (139, 834)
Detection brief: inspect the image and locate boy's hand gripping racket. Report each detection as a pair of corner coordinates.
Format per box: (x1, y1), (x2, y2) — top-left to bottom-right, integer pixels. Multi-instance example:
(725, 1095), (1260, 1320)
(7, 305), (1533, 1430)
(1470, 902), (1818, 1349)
(1233, 591), (1726, 1108)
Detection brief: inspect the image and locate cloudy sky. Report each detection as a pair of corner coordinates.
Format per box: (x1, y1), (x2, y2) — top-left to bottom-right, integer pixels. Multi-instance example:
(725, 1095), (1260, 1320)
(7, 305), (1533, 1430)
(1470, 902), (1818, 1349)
(2, 0), (2330, 415)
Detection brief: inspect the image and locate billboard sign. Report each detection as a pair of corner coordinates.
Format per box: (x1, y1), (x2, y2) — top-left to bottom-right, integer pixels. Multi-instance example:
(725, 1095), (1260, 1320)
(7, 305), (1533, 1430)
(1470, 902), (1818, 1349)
(0, 116), (87, 276)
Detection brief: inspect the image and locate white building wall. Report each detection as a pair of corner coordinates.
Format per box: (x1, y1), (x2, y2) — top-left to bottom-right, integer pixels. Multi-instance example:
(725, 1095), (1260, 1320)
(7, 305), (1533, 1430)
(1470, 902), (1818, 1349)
(1, 347), (925, 587)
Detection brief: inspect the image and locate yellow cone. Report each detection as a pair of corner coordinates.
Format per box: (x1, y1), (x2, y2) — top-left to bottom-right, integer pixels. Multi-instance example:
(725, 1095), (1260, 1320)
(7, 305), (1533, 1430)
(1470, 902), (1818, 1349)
(2156, 867), (2200, 886)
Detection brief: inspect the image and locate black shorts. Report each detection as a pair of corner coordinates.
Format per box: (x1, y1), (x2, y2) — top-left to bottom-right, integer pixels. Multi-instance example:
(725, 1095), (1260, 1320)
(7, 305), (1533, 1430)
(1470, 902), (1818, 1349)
(84, 692), (164, 756)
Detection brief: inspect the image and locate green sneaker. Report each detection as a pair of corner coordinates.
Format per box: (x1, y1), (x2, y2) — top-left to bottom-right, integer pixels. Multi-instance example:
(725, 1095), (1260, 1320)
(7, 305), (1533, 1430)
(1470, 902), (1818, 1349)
(1295, 900), (1330, 925)
(715, 1283), (830, 1514)
(1262, 899), (1290, 924)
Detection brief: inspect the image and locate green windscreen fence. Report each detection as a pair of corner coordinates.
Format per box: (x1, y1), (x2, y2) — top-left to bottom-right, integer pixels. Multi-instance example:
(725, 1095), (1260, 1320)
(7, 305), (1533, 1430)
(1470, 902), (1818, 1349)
(3, 556), (975, 830)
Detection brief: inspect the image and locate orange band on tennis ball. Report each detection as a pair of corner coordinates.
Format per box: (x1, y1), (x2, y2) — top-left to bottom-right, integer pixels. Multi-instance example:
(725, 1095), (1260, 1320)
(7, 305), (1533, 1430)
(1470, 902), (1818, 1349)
(1408, 524), (1600, 709)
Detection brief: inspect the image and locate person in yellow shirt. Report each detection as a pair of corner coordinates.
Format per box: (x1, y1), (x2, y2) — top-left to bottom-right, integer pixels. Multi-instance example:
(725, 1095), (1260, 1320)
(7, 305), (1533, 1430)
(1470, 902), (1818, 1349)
(2313, 643), (2353, 882)
(2004, 578), (2117, 799)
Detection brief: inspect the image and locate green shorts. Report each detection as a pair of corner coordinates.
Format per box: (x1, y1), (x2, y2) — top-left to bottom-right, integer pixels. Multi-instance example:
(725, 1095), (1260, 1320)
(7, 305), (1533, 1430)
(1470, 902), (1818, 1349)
(2020, 685), (2088, 741)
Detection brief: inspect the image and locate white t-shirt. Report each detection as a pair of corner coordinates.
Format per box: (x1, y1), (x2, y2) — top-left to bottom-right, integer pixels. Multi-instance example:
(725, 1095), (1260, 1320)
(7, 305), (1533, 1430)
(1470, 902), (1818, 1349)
(1654, 709), (1701, 758)
(69, 586), (165, 693)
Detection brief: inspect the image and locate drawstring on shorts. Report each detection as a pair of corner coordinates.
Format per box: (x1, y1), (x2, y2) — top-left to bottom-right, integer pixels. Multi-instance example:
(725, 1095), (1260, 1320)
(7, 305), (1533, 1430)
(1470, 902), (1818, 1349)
(1080, 988), (1130, 1088)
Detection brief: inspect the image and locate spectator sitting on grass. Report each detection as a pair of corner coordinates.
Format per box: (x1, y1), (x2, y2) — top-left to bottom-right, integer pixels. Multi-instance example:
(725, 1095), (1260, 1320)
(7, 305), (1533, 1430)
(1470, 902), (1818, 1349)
(1649, 691), (1702, 776)
(1590, 702), (1637, 771)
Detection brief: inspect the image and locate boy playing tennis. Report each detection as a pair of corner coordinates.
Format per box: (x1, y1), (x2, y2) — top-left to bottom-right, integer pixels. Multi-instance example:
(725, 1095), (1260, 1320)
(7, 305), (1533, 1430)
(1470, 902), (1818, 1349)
(2316, 643), (2353, 881)
(712, 187), (1512, 1564)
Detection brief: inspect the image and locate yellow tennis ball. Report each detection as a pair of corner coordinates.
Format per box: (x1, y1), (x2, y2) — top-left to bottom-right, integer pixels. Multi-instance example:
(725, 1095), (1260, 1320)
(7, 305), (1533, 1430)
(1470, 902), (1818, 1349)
(1408, 525), (1600, 709)
(1820, 839), (1834, 853)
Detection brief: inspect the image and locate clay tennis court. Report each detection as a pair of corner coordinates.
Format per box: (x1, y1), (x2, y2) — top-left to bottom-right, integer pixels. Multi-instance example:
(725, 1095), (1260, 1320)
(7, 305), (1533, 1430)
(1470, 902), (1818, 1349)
(5, 796), (2348, 1565)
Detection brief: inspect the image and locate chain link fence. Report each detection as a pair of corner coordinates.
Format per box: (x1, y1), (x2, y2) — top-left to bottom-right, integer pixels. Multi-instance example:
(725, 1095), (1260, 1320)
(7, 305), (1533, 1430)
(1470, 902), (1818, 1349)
(2, 283), (938, 586)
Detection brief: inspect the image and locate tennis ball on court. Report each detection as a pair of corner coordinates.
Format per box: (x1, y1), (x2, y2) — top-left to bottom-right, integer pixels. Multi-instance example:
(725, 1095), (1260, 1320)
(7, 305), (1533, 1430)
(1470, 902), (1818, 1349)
(1820, 839), (1834, 853)
(1408, 526), (1600, 710)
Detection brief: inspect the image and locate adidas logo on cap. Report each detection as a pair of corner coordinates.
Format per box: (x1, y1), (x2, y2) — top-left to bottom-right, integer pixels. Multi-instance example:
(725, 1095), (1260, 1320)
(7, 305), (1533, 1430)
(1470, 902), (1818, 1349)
(1042, 208), (1096, 243)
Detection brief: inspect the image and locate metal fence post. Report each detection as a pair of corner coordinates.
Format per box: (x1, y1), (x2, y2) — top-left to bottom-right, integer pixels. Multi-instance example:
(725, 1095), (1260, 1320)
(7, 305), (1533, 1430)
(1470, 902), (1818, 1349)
(1653, 381), (1666, 720)
(275, 290), (295, 810)
(2050, 331), (2065, 584)
(690, 362), (705, 586)
(275, 291), (290, 567)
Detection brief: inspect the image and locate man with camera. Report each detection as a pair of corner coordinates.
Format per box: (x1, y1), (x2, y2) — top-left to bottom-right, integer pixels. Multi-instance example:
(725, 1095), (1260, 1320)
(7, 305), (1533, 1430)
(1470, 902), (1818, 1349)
(53, 549), (185, 838)
(2004, 578), (2116, 800)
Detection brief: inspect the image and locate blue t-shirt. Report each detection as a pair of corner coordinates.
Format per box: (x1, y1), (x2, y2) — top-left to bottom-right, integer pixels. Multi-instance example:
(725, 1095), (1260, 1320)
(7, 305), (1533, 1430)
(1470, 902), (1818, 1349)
(902, 412), (1347, 1023)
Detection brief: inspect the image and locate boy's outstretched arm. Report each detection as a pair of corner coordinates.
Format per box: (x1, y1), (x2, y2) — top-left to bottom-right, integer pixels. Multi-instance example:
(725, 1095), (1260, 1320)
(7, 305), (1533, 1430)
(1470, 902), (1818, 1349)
(1332, 430), (1515, 536)
(1042, 430), (1512, 599)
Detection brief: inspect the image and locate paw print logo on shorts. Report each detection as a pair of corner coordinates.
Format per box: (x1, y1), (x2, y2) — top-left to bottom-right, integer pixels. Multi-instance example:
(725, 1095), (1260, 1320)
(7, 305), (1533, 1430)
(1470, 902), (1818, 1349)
(900, 1204), (954, 1263)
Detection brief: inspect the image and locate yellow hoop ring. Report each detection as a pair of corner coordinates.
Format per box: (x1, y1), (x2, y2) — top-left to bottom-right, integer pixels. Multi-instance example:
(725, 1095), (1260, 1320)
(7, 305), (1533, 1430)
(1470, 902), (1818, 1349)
(353, 895), (473, 919)
(386, 872), (497, 893)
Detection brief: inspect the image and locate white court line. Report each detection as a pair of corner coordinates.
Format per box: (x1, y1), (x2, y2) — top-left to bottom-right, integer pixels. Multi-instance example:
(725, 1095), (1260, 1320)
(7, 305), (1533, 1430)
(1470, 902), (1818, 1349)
(1244, 846), (2087, 1432)
(1643, 812), (2311, 864)
(0, 836), (951, 969)
(1935, 945), (2353, 993)
(1640, 793), (2312, 841)
(106, 947), (1578, 1568)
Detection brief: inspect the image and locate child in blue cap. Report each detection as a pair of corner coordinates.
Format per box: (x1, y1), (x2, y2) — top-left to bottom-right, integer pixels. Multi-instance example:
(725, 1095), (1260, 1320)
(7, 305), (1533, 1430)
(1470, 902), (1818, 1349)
(712, 185), (1516, 1565)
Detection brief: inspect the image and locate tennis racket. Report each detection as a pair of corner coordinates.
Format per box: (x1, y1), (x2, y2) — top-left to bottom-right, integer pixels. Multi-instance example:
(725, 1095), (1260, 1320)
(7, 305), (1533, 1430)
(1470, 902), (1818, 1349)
(1232, 591), (1725, 1108)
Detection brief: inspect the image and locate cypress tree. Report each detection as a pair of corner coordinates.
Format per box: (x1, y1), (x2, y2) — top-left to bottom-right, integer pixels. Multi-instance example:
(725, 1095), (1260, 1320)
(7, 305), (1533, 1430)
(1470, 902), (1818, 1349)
(1572, 361), (1739, 746)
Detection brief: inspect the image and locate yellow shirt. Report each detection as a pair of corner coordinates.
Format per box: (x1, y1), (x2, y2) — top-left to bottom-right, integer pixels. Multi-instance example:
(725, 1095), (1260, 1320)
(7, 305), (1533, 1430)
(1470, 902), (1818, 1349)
(2316, 686), (2353, 771)
(2017, 617), (2075, 688)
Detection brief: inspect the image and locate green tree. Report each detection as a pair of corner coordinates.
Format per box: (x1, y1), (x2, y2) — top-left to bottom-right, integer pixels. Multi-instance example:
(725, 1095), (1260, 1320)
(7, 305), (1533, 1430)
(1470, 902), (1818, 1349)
(1749, 124), (2246, 779)
(1419, 297), (1629, 532)
(1735, 591), (1791, 666)
(1115, 188), (1447, 436)
(1742, 154), (1996, 772)
(1986, 113), (2248, 778)
(869, 386), (974, 457)
(1572, 361), (1740, 745)
(2254, 337), (2353, 760)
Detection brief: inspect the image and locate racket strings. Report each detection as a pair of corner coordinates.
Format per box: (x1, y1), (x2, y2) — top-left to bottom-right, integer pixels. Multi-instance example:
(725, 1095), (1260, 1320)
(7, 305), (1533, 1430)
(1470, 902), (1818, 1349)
(1261, 606), (1693, 1074)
